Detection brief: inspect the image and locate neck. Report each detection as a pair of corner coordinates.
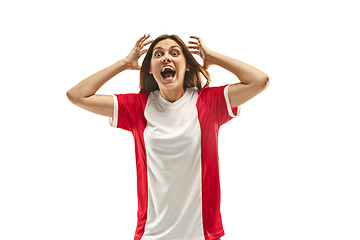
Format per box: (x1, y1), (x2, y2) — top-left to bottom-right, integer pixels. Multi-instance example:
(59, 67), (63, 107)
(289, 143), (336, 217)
(159, 87), (186, 103)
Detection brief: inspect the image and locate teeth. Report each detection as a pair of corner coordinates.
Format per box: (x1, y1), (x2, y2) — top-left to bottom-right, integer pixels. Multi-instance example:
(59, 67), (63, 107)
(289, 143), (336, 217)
(161, 66), (175, 72)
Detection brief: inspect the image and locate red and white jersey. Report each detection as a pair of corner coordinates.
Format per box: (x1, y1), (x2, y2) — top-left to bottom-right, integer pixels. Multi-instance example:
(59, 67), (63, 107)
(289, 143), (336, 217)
(110, 84), (240, 240)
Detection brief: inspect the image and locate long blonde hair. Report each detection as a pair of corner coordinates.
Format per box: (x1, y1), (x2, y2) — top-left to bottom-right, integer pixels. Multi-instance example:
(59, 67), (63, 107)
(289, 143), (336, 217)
(139, 34), (211, 92)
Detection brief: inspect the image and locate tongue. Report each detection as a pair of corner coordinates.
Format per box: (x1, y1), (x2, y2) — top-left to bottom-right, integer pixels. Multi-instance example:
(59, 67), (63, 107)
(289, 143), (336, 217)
(164, 72), (174, 78)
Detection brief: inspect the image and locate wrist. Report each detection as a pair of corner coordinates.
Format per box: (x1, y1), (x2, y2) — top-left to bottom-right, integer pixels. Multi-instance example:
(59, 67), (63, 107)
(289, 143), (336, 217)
(206, 51), (220, 66)
(116, 59), (131, 71)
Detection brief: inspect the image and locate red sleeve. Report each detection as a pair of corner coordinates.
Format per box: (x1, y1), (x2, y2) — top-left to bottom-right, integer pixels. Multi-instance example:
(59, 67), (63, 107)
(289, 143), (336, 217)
(198, 84), (240, 125)
(109, 92), (149, 131)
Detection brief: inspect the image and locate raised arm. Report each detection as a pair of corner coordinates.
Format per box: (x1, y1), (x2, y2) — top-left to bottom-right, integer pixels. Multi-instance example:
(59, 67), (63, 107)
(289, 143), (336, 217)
(66, 34), (153, 117)
(188, 36), (269, 108)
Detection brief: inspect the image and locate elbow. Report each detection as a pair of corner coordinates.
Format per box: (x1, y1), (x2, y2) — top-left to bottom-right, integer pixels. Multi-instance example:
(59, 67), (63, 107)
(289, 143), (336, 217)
(67, 90), (80, 104)
(259, 75), (269, 89)
(264, 75), (269, 89)
(260, 74), (269, 82)
(253, 74), (269, 84)
(66, 90), (73, 102)
(252, 75), (269, 91)
(264, 75), (269, 82)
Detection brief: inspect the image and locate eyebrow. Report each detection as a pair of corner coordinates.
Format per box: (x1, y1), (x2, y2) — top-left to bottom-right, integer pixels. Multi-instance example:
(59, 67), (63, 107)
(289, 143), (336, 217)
(153, 45), (181, 51)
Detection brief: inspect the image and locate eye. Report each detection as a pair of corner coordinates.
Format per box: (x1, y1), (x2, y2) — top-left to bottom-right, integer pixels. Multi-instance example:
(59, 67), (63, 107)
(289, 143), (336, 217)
(154, 52), (162, 57)
(172, 51), (179, 56)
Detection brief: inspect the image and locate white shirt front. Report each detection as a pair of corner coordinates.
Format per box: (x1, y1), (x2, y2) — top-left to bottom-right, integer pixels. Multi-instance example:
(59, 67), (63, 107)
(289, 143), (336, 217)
(143, 87), (203, 239)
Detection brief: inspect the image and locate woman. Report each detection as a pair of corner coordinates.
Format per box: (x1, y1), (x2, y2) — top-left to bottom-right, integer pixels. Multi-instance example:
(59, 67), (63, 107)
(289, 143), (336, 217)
(67, 34), (269, 240)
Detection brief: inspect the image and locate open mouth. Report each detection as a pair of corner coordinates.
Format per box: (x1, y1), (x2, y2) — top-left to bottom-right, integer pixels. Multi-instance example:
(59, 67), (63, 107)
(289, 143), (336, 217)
(161, 66), (176, 80)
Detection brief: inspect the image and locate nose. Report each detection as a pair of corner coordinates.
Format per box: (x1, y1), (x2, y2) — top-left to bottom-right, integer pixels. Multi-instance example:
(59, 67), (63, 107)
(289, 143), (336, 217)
(162, 57), (171, 63)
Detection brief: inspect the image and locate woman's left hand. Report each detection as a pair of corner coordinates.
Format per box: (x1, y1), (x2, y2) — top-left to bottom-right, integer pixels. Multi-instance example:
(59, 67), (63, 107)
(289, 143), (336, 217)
(188, 36), (215, 70)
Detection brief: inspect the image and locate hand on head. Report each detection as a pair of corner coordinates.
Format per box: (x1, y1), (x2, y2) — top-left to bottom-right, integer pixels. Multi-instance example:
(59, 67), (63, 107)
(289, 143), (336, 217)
(187, 36), (214, 70)
(124, 34), (153, 70)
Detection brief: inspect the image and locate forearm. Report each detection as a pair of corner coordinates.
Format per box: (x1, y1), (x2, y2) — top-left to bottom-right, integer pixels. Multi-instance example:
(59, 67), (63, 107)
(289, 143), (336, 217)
(208, 52), (268, 84)
(67, 59), (129, 99)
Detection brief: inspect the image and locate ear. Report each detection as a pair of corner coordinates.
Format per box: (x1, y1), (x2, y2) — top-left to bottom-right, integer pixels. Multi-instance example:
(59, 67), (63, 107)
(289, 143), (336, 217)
(186, 65), (190, 71)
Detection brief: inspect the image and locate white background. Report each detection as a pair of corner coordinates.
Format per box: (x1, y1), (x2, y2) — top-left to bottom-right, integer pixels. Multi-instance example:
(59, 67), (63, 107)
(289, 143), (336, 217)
(1, 0), (359, 239)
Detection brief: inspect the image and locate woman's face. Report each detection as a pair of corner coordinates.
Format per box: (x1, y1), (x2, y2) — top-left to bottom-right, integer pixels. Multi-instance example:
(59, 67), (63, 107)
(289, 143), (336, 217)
(149, 38), (189, 91)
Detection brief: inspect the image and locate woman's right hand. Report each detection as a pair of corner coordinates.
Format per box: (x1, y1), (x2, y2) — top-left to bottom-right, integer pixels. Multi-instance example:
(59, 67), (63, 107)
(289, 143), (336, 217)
(124, 34), (153, 70)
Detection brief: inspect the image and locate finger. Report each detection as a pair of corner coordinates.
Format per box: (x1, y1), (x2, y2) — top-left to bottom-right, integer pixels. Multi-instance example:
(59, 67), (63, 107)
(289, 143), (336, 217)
(187, 45), (199, 49)
(141, 39), (153, 49)
(140, 34), (151, 46)
(136, 34), (150, 47)
(190, 36), (202, 44)
(188, 41), (199, 45)
(190, 36), (200, 40)
(136, 34), (147, 45)
(189, 50), (200, 55)
(140, 49), (148, 56)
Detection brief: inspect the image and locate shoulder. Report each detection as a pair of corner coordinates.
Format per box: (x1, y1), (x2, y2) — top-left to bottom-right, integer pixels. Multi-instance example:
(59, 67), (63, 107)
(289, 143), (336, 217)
(114, 91), (149, 98)
(139, 91), (150, 100)
(198, 84), (229, 99)
(113, 91), (150, 108)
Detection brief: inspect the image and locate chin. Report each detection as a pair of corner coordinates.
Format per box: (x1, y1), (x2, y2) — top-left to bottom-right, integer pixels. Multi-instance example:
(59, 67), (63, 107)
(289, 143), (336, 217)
(158, 75), (184, 89)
